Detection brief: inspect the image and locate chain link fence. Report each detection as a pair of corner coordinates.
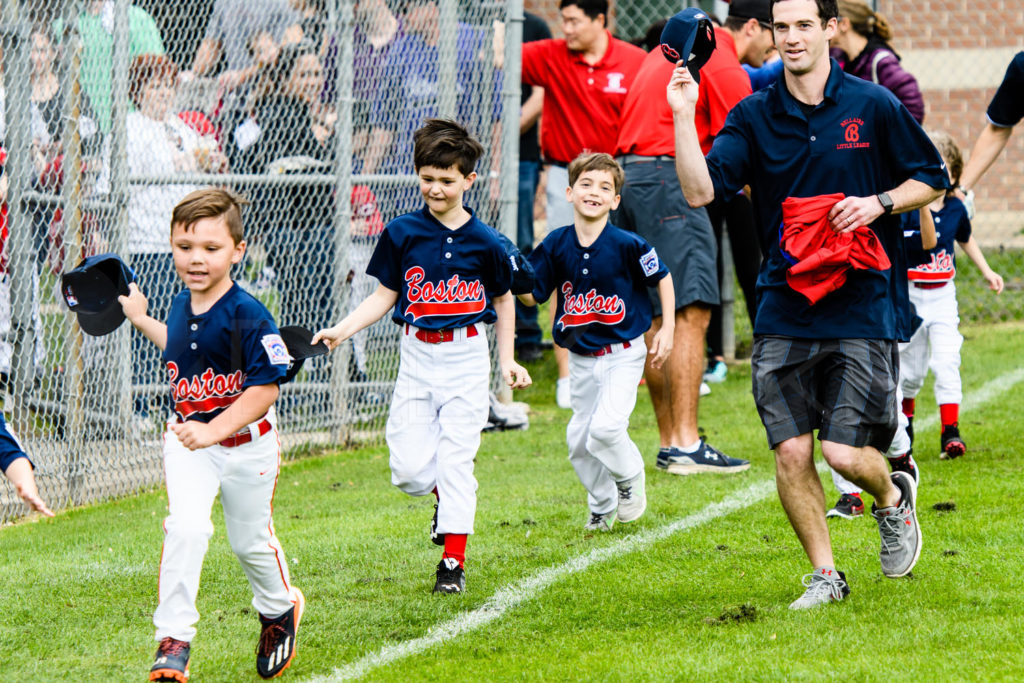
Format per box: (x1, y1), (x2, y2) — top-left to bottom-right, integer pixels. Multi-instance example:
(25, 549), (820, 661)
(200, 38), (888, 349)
(0, 0), (519, 522)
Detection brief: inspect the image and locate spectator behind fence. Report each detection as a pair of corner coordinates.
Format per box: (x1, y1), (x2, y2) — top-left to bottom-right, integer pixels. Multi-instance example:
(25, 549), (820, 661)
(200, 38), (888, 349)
(236, 41), (337, 342)
(829, 0), (924, 123)
(125, 54), (228, 423)
(55, 1), (166, 133)
(187, 0), (303, 108)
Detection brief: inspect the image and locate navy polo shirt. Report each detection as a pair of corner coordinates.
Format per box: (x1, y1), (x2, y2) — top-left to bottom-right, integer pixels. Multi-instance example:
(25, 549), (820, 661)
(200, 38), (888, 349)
(987, 51), (1024, 128)
(706, 59), (950, 340)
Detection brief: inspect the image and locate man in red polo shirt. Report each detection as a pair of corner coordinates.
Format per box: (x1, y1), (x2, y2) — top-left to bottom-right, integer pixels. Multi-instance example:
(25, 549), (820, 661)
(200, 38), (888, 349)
(612, 0), (775, 475)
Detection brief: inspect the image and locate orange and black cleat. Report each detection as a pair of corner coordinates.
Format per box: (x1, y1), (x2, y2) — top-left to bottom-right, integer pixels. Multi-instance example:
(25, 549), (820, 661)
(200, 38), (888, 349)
(149, 637), (190, 682)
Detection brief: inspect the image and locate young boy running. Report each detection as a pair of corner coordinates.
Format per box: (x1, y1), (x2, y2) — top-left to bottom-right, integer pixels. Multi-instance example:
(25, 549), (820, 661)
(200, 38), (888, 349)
(518, 153), (674, 530)
(120, 188), (304, 681)
(313, 119), (531, 594)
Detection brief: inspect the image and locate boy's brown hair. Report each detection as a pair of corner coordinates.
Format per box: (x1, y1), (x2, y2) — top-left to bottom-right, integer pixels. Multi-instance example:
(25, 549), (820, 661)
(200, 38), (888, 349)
(927, 130), (964, 192)
(171, 188), (249, 244)
(413, 118), (484, 176)
(568, 152), (624, 194)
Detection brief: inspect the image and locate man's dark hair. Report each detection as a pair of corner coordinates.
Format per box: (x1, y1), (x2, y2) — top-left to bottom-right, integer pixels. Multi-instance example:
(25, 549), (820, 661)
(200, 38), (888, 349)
(413, 119), (484, 176)
(770, 0), (838, 26)
(559, 0), (608, 22)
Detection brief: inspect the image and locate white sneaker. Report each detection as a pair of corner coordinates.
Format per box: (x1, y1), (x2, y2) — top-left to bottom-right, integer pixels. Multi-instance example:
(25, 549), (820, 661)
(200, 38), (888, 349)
(584, 509), (615, 531)
(556, 377), (571, 409)
(699, 382), (711, 396)
(615, 469), (647, 523)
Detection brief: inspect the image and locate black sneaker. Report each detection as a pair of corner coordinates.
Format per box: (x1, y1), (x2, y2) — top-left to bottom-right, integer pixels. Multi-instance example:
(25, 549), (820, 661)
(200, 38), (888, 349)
(826, 492), (864, 519)
(889, 450), (920, 485)
(940, 424), (966, 459)
(430, 503), (445, 546)
(655, 447), (672, 470)
(150, 637), (190, 682)
(664, 440), (750, 475)
(433, 557), (466, 594)
(256, 586), (304, 679)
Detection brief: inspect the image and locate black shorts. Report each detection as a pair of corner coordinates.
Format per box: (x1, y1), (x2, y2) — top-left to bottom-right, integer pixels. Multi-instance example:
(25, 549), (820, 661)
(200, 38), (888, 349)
(751, 336), (898, 451)
(613, 157), (719, 316)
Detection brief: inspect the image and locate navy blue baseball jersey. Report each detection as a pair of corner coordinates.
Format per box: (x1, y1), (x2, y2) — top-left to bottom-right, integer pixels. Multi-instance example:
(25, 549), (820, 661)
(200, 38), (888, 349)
(987, 51), (1024, 128)
(0, 413), (30, 472)
(903, 197), (972, 284)
(706, 59), (950, 340)
(528, 224), (669, 354)
(366, 206), (513, 330)
(162, 283), (290, 423)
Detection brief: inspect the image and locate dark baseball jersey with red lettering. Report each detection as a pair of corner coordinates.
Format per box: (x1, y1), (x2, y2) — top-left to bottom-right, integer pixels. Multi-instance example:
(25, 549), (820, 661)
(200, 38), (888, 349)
(366, 206), (513, 330)
(528, 223), (669, 354)
(903, 197), (972, 284)
(163, 283), (290, 423)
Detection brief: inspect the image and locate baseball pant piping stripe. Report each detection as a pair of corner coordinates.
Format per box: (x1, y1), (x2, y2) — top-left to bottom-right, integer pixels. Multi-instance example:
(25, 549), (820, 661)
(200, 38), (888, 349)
(301, 366), (1024, 682)
(268, 433), (290, 595)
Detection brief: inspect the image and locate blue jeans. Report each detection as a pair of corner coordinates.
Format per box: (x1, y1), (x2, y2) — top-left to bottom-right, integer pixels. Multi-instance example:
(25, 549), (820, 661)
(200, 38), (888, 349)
(515, 160), (542, 347)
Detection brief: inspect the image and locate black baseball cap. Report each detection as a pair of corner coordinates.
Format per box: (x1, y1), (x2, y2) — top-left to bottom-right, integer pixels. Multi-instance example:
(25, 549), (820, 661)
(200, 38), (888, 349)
(279, 325), (329, 383)
(61, 254), (136, 336)
(728, 0), (773, 26)
(660, 8), (717, 81)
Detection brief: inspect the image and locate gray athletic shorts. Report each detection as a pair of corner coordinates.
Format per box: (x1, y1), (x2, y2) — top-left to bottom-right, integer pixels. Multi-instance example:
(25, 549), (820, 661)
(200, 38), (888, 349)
(614, 156), (719, 317)
(751, 336), (899, 451)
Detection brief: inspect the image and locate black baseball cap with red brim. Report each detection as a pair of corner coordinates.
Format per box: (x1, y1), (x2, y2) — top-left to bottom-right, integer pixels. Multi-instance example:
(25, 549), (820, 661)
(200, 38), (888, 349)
(61, 254), (136, 336)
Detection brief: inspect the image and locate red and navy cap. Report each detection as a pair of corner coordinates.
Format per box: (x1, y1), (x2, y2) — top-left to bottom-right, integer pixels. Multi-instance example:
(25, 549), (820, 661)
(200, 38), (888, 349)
(660, 7), (717, 82)
(61, 254), (136, 336)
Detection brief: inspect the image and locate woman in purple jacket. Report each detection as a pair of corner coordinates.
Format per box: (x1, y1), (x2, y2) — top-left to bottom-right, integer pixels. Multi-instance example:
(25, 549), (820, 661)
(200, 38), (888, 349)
(830, 0), (925, 123)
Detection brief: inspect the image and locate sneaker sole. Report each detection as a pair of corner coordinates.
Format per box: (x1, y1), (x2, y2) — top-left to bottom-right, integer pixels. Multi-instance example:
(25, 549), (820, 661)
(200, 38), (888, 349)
(825, 508), (864, 519)
(617, 495), (647, 523)
(939, 444), (966, 460)
(884, 472), (922, 578)
(150, 669), (189, 683)
(666, 462), (751, 475)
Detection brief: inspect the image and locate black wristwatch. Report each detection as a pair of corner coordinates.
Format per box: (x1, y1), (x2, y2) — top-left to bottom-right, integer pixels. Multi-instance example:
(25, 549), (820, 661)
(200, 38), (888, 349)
(876, 192), (894, 215)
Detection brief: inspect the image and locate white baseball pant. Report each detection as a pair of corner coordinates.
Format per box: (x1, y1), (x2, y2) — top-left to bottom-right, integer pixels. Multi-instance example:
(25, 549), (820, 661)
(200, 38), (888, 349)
(545, 165), (574, 231)
(154, 410), (293, 643)
(566, 337), (647, 515)
(901, 282), (963, 405)
(831, 370), (912, 496)
(386, 324), (489, 536)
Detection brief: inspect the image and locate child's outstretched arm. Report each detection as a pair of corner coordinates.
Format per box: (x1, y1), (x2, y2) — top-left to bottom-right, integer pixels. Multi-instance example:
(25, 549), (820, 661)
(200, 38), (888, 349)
(4, 457), (54, 517)
(648, 274), (675, 369)
(118, 282), (168, 350)
(312, 284), (399, 349)
(494, 292), (532, 389)
(959, 236), (1004, 293)
(919, 207), (937, 250)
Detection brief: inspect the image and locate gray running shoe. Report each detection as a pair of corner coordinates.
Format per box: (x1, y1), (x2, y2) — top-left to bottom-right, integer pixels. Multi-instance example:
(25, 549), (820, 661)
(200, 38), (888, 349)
(615, 469), (647, 523)
(584, 509), (616, 532)
(872, 471), (922, 578)
(789, 569), (850, 610)
(665, 440), (750, 475)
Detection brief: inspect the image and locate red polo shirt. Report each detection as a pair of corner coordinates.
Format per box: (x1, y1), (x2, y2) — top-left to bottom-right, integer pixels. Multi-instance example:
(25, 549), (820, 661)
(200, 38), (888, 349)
(613, 28), (752, 157)
(522, 31), (645, 164)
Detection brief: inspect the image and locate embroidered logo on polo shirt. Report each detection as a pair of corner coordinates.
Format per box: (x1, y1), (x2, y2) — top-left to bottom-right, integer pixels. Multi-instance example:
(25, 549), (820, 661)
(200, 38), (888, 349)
(837, 118), (870, 150)
(603, 72), (627, 94)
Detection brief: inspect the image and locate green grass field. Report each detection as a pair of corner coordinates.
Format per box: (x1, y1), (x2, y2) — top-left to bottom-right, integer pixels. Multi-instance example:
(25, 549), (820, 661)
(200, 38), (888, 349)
(2, 323), (1024, 682)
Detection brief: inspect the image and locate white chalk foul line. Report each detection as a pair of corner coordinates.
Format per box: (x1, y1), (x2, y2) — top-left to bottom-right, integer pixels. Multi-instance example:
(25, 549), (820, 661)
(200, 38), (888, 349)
(305, 366), (1024, 682)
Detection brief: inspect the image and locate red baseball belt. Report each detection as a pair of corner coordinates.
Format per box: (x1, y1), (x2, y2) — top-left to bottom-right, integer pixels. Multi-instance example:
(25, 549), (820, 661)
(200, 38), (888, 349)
(405, 324), (480, 344)
(912, 281), (948, 290)
(586, 340), (631, 357)
(219, 419), (273, 448)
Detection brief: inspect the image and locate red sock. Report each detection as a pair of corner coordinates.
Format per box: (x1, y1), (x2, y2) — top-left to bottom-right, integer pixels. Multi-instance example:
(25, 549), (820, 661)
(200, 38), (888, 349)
(901, 397), (915, 418)
(443, 534), (467, 567)
(939, 403), (959, 428)
(432, 487), (439, 499)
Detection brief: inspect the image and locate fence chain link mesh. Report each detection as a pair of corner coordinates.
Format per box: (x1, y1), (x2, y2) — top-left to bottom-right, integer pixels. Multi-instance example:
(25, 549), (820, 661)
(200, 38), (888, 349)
(2, 0), (1022, 521)
(0, 0), (516, 522)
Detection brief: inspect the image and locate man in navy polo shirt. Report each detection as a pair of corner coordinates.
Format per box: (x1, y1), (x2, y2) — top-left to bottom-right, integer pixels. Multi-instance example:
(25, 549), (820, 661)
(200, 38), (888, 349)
(668, 0), (949, 609)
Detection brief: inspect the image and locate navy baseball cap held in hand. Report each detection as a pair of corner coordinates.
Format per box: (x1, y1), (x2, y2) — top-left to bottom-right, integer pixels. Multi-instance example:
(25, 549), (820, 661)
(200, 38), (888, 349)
(660, 7), (717, 81)
(61, 253), (136, 336)
(278, 325), (329, 383)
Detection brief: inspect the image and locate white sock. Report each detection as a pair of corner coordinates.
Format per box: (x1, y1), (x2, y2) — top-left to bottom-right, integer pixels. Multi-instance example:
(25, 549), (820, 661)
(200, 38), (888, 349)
(677, 438), (701, 454)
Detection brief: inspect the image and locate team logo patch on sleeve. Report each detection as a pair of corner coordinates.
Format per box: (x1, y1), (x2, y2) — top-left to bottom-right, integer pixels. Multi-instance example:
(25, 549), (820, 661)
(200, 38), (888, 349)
(261, 334), (292, 365)
(640, 248), (660, 277)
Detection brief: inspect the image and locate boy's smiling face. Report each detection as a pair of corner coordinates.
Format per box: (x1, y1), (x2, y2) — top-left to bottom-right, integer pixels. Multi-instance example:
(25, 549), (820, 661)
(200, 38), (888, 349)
(171, 216), (245, 298)
(417, 164), (476, 217)
(567, 169), (620, 220)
